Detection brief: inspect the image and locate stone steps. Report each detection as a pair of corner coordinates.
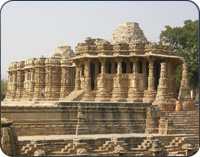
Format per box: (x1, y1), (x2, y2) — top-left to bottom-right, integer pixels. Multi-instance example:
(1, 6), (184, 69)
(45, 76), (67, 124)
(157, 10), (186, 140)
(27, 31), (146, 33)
(64, 90), (84, 101)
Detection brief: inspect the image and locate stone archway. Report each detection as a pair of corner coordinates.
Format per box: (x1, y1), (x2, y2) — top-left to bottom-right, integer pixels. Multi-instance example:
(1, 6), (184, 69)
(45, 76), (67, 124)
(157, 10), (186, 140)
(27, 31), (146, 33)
(106, 60), (112, 74)
(122, 61), (127, 73)
(90, 62), (95, 90)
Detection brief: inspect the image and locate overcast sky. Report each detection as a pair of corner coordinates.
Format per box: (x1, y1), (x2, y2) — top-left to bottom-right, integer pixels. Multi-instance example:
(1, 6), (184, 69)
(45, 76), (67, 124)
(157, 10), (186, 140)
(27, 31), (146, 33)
(1, 1), (198, 77)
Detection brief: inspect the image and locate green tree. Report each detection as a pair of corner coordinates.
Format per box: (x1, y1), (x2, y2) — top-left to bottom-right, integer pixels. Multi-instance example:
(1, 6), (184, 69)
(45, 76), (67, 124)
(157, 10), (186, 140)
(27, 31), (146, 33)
(160, 20), (199, 91)
(1, 76), (8, 101)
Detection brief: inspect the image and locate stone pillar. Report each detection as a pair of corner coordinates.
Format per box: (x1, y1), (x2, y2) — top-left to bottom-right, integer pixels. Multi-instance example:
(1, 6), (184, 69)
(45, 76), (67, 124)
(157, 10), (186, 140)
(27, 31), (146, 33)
(117, 58), (122, 74)
(45, 57), (61, 101)
(29, 68), (35, 100)
(127, 58), (143, 102)
(132, 58), (138, 73)
(33, 57), (46, 101)
(166, 60), (176, 99)
(10, 71), (17, 101)
(15, 61), (25, 101)
(95, 58), (110, 101)
(82, 58), (95, 101)
(152, 62), (174, 111)
(75, 61), (81, 91)
(4, 72), (12, 101)
(60, 59), (72, 100)
(84, 59), (91, 92)
(143, 58), (157, 103)
(5, 62), (18, 101)
(178, 62), (195, 110)
(111, 58), (127, 102)
(22, 69), (29, 101)
(22, 58), (35, 101)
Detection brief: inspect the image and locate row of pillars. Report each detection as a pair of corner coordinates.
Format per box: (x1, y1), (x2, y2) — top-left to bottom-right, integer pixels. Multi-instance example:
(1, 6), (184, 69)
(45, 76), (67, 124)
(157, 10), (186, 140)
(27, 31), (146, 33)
(74, 57), (156, 92)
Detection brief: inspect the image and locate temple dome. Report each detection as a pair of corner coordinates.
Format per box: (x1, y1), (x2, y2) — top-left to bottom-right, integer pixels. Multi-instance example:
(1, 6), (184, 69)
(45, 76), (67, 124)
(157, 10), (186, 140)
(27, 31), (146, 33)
(50, 46), (74, 58)
(110, 22), (147, 44)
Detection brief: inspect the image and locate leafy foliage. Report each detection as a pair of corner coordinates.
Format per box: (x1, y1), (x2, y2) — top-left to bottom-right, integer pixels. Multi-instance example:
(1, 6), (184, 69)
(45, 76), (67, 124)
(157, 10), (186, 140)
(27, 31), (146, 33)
(160, 20), (199, 89)
(1, 76), (8, 101)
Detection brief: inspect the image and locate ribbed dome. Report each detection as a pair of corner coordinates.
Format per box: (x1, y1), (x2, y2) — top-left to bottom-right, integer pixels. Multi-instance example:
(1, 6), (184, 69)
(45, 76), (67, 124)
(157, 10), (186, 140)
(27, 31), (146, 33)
(110, 22), (147, 44)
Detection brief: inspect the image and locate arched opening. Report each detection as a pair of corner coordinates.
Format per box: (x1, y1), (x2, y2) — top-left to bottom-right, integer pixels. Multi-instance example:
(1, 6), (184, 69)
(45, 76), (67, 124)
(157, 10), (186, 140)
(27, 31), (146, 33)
(154, 61), (161, 90)
(115, 62), (117, 73)
(106, 60), (112, 74)
(98, 62), (101, 74)
(146, 61), (149, 86)
(122, 61), (127, 73)
(130, 62), (133, 73)
(81, 64), (84, 76)
(138, 61), (143, 73)
(90, 62), (95, 90)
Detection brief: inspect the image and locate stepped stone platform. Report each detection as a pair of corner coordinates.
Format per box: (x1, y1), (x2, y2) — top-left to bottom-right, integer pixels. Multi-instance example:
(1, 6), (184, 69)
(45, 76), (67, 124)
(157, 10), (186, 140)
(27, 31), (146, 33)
(1, 101), (199, 156)
(18, 133), (198, 156)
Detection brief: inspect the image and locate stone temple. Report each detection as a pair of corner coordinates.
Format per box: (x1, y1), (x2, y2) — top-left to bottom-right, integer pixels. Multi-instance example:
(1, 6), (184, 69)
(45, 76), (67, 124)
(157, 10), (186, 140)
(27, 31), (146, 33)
(1, 22), (199, 156)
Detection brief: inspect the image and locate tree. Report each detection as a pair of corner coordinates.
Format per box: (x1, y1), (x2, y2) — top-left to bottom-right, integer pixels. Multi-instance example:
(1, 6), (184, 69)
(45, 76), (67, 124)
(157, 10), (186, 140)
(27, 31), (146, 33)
(1, 76), (8, 101)
(160, 20), (199, 91)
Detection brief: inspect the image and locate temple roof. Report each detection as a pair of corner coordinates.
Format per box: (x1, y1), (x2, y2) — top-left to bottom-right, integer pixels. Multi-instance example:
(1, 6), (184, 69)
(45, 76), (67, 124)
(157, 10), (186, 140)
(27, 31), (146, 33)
(110, 22), (147, 44)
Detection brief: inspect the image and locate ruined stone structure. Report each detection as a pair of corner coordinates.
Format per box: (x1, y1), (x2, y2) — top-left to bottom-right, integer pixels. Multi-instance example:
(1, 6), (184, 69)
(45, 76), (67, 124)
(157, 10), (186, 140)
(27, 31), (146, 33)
(1, 118), (20, 156)
(2, 22), (198, 156)
(4, 22), (194, 111)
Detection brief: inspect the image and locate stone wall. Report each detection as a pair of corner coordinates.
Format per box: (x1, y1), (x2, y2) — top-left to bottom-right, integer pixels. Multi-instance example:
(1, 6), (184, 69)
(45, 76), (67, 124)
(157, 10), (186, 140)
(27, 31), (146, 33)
(1, 102), (150, 136)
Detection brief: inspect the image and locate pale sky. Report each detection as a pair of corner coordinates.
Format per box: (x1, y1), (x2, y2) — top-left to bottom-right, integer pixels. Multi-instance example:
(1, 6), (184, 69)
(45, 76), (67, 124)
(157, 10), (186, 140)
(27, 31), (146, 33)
(1, 1), (199, 77)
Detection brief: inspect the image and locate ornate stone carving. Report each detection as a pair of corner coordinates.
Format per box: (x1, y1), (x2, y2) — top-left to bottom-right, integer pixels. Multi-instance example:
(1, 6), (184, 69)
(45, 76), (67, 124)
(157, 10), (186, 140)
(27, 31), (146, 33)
(178, 62), (195, 110)
(153, 62), (174, 111)
(33, 150), (46, 156)
(1, 118), (20, 156)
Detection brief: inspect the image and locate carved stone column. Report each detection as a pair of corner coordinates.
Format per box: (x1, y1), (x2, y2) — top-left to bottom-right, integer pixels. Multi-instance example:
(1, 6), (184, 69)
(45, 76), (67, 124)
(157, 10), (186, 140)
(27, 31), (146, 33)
(95, 58), (110, 101)
(60, 59), (72, 100)
(75, 61), (81, 91)
(10, 71), (17, 101)
(28, 68), (35, 100)
(15, 61), (25, 101)
(82, 59), (96, 101)
(21, 58), (35, 101)
(143, 57), (157, 103)
(5, 62), (18, 101)
(127, 58), (143, 102)
(33, 56), (46, 101)
(111, 58), (126, 102)
(45, 57), (61, 101)
(178, 62), (195, 110)
(152, 62), (174, 111)
(21, 69), (29, 101)
(4, 71), (12, 101)
(166, 60), (176, 99)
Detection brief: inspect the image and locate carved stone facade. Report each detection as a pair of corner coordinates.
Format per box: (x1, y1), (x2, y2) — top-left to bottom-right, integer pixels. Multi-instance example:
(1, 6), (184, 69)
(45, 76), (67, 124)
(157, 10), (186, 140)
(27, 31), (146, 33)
(4, 22), (193, 111)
